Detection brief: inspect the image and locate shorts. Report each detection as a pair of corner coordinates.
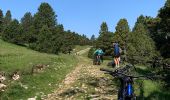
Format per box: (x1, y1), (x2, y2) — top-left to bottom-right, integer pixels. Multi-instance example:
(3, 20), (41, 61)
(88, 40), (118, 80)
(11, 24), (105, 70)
(114, 53), (120, 58)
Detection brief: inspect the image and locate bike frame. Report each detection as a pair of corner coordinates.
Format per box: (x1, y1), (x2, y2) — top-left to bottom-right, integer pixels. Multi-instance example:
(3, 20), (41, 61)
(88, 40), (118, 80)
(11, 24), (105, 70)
(117, 75), (135, 100)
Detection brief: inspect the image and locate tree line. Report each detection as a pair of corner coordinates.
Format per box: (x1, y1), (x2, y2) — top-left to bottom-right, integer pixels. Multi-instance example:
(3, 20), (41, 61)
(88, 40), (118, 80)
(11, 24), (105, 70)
(89, 0), (170, 64)
(0, 3), (91, 54)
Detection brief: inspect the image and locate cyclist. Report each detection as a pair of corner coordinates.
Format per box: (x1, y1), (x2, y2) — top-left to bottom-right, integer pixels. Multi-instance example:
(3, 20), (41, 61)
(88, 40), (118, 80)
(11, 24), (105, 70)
(93, 48), (104, 65)
(113, 42), (120, 68)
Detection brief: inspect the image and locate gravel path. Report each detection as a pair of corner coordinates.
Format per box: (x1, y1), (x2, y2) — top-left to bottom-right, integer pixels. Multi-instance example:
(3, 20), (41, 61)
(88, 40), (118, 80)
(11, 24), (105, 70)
(43, 47), (117, 100)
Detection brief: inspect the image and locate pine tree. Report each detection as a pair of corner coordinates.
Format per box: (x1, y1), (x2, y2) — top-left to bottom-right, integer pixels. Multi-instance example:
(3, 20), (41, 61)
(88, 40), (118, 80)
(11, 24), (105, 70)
(4, 10), (12, 26)
(32, 2), (58, 50)
(60, 33), (73, 53)
(114, 19), (130, 46)
(34, 2), (57, 33)
(133, 15), (161, 57)
(99, 22), (108, 35)
(0, 9), (3, 35)
(90, 34), (95, 41)
(2, 19), (23, 44)
(21, 12), (33, 30)
(53, 24), (69, 54)
(157, 0), (170, 58)
(36, 25), (53, 53)
(90, 34), (95, 45)
(127, 23), (156, 64)
(133, 15), (157, 37)
(21, 12), (35, 43)
(96, 22), (114, 55)
(114, 18), (130, 61)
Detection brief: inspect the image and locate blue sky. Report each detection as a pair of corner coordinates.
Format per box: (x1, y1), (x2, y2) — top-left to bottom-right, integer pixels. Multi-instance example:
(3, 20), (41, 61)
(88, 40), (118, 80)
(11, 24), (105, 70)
(0, 0), (165, 38)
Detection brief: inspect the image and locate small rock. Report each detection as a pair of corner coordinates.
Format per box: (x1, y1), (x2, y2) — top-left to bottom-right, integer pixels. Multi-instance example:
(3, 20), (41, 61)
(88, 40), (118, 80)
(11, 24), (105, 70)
(89, 94), (100, 98)
(1, 89), (5, 91)
(94, 88), (99, 92)
(0, 75), (6, 82)
(12, 74), (20, 80)
(0, 83), (7, 89)
(24, 86), (28, 89)
(40, 92), (44, 95)
(27, 96), (37, 100)
(20, 83), (28, 89)
(48, 94), (51, 97)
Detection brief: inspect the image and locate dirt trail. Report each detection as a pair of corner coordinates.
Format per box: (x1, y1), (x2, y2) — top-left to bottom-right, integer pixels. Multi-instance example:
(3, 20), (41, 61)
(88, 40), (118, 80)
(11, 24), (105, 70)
(44, 48), (117, 100)
(76, 47), (91, 55)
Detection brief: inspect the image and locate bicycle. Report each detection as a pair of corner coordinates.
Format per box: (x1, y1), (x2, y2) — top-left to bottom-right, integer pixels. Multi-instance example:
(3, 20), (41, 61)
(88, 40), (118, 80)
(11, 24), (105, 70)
(93, 55), (101, 65)
(100, 64), (156, 100)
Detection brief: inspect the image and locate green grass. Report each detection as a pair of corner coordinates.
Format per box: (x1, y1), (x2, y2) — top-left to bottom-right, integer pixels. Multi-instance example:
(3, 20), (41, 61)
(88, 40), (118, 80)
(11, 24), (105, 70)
(81, 49), (89, 57)
(133, 65), (170, 100)
(0, 39), (78, 100)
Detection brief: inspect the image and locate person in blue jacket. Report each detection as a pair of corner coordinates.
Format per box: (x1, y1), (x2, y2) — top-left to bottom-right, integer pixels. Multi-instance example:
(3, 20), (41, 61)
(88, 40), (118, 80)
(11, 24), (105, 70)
(113, 42), (120, 67)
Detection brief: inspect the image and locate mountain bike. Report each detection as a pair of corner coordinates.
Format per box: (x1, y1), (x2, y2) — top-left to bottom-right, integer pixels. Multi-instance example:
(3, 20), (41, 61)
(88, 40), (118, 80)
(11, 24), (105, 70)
(100, 64), (155, 100)
(93, 55), (101, 65)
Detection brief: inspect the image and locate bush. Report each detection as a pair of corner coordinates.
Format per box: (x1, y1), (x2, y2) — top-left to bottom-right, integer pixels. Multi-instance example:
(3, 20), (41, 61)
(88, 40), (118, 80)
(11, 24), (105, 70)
(88, 47), (96, 59)
(103, 56), (113, 60)
(164, 58), (170, 64)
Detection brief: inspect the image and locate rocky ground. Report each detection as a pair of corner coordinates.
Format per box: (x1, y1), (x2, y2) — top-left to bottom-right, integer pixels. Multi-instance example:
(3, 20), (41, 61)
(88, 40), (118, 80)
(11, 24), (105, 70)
(43, 48), (117, 100)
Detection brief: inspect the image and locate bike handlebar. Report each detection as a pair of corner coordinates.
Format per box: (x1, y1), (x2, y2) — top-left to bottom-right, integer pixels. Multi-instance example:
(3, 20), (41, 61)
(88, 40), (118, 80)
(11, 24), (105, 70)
(101, 64), (133, 74)
(100, 64), (156, 80)
(100, 68), (115, 73)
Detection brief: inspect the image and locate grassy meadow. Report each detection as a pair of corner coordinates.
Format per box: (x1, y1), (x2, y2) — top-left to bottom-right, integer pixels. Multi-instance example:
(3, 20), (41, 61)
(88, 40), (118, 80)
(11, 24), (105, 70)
(0, 39), (78, 100)
(0, 38), (169, 100)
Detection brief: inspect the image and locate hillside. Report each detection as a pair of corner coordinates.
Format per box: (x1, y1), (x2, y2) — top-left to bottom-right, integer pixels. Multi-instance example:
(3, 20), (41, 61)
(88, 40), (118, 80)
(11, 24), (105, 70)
(0, 39), (170, 100)
(0, 39), (78, 99)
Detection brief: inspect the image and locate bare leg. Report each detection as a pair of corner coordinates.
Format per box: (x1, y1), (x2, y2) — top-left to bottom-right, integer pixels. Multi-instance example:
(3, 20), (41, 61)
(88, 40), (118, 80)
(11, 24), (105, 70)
(97, 56), (99, 65)
(114, 57), (118, 67)
(117, 58), (120, 68)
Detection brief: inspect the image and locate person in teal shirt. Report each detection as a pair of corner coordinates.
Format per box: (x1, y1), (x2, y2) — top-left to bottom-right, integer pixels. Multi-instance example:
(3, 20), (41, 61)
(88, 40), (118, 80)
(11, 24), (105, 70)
(93, 48), (104, 65)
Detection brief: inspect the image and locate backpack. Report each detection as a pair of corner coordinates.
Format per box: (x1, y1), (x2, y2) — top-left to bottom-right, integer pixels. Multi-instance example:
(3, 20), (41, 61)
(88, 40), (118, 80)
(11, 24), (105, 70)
(114, 44), (120, 55)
